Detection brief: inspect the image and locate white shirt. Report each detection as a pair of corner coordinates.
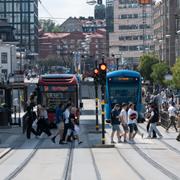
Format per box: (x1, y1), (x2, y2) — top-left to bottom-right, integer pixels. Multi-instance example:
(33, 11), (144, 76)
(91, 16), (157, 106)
(168, 106), (176, 117)
(120, 108), (127, 124)
(128, 108), (138, 124)
(64, 109), (70, 124)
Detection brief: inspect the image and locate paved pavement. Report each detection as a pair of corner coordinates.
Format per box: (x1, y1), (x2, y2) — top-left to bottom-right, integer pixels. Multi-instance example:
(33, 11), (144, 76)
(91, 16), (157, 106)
(0, 99), (180, 179)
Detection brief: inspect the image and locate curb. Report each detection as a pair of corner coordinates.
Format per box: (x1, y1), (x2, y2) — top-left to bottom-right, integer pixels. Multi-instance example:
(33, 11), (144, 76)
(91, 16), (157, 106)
(92, 144), (115, 148)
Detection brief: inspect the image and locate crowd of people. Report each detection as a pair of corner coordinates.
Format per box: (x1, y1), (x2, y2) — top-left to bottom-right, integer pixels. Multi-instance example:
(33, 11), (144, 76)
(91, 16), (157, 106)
(110, 102), (144, 144)
(110, 88), (180, 143)
(24, 95), (82, 145)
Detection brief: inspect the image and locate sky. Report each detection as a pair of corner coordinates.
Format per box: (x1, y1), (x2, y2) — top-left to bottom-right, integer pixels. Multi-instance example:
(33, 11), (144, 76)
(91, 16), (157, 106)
(39, 0), (96, 25)
(39, 0), (159, 25)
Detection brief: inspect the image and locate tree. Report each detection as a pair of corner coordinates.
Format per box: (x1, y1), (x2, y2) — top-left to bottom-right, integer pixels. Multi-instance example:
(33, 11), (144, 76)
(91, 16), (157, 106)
(138, 53), (159, 82)
(39, 19), (60, 32)
(150, 63), (169, 86)
(172, 57), (180, 89)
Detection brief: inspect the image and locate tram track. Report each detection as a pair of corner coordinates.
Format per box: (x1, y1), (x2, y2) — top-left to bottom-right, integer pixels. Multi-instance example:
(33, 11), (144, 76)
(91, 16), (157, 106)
(106, 127), (180, 179)
(115, 148), (146, 180)
(4, 138), (45, 180)
(61, 142), (74, 180)
(0, 136), (26, 163)
(86, 133), (102, 180)
(138, 124), (180, 155)
(132, 144), (180, 180)
(62, 126), (102, 180)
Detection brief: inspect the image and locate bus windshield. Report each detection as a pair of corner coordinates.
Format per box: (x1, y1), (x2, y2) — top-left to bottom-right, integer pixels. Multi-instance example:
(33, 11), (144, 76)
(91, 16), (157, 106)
(41, 91), (77, 110)
(108, 81), (139, 104)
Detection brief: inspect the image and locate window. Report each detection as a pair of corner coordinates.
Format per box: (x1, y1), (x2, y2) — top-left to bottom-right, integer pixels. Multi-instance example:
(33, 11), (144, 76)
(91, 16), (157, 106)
(14, 3), (20, 12)
(119, 46), (128, 51)
(0, 3), (4, 12)
(1, 52), (8, 64)
(6, 3), (12, 12)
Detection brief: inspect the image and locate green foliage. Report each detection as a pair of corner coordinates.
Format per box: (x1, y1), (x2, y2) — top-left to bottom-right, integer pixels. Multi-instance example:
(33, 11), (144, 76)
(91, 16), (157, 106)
(151, 63), (169, 85)
(138, 53), (159, 82)
(39, 19), (60, 32)
(172, 57), (180, 89)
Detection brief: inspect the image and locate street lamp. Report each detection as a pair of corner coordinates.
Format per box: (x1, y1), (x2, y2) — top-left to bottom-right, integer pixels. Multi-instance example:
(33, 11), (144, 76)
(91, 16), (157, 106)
(86, 0), (96, 5)
(165, 34), (171, 67)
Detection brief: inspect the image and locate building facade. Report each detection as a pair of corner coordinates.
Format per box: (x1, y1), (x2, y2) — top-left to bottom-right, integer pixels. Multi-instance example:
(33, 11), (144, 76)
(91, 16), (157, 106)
(0, 40), (17, 81)
(109, 0), (153, 66)
(39, 30), (106, 74)
(59, 17), (106, 33)
(153, 0), (177, 66)
(106, 0), (114, 33)
(0, 0), (38, 53)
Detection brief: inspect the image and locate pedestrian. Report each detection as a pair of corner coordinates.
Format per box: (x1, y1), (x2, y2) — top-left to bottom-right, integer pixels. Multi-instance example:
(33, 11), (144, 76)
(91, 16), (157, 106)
(127, 103), (139, 143)
(64, 107), (82, 144)
(62, 103), (72, 141)
(176, 113), (180, 141)
(166, 102), (178, 132)
(146, 103), (157, 138)
(51, 103), (65, 144)
(26, 105), (38, 139)
(36, 105), (52, 137)
(147, 105), (162, 139)
(110, 104), (121, 144)
(119, 103), (128, 143)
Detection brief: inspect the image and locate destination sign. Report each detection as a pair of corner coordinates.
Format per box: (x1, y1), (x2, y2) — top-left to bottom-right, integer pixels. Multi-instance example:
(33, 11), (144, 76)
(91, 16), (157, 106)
(40, 85), (76, 92)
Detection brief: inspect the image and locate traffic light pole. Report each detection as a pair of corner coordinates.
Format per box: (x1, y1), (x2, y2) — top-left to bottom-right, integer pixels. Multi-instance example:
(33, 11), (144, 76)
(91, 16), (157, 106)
(101, 84), (105, 144)
(95, 83), (99, 131)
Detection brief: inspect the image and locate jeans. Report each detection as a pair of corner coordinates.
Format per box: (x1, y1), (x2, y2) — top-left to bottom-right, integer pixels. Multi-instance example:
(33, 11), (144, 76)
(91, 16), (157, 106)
(148, 123), (162, 137)
(166, 116), (177, 132)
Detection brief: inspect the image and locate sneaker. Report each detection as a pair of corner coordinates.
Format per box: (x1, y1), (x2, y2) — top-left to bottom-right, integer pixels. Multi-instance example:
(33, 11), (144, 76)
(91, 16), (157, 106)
(124, 139), (127, 143)
(111, 140), (116, 144)
(51, 137), (56, 143)
(146, 136), (151, 139)
(59, 140), (66, 144)
(78, 141), (83, 144)
(158, 135), (163, 139)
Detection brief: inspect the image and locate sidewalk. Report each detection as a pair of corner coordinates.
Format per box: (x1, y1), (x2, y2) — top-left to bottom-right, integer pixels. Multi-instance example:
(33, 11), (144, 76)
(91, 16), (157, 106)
(0, 126), (25, 158)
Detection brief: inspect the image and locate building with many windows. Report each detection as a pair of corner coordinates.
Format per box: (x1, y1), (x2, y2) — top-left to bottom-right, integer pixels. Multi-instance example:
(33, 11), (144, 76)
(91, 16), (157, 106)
(109, 0), (153, 66)
(0, 0), (38, 53)
(0, 40), (17, 81)
(153, 0), (178, 66)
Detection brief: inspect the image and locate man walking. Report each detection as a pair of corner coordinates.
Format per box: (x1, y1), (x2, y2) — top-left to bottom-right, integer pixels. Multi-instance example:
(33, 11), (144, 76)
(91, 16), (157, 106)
(110, 104), (121, 143)
(166, 102), (178, 132)
(147, 105), (162, 139)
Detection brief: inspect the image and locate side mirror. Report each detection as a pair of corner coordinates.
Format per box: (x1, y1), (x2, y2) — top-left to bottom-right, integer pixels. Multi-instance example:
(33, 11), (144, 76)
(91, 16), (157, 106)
(80, 102), (83, 108)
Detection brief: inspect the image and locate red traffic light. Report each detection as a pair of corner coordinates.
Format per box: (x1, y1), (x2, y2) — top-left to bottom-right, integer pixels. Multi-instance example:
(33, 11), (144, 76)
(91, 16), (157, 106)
(99, 63), (107, 71)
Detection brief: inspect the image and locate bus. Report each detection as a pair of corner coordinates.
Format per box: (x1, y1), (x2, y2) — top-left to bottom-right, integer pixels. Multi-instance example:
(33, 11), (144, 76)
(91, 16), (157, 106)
(37, 74), (80, 124)
(105, 70), (143, 122)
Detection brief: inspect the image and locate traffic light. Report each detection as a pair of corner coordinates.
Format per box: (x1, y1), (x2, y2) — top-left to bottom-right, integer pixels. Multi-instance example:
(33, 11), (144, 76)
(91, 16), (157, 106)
(93, 68), (99, 84)
(99, 63), (107, 85)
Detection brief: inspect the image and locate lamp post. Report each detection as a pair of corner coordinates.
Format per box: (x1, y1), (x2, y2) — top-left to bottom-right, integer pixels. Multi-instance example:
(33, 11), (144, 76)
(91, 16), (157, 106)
(165, 34), (171, 66)
(177, 30), (180, 57)
(159, 39), (163, 62)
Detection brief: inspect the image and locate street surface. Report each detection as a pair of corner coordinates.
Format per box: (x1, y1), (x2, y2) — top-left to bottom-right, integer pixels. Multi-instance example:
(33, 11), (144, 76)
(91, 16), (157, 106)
(0, 99), (180, 180)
